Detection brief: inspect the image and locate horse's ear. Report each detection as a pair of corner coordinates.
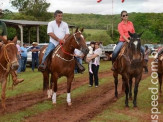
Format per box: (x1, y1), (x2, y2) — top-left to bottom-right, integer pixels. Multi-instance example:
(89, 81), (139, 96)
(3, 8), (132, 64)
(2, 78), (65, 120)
(138, 32), (144, 37)
(0, 36), (8, 44)
(75, 27), (79, 33)
(12, 36), (18, 44)
(80, 28), (84, 33)
(128, 31), (134, 37)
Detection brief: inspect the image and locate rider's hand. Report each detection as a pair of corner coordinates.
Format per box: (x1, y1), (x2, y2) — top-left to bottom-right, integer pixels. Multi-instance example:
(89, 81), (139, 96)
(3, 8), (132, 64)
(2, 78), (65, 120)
(59, 39), (64, 45)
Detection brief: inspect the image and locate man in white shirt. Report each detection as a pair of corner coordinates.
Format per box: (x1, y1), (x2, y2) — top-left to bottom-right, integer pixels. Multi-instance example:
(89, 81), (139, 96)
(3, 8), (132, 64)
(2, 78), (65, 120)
(38, 10), (70, 71)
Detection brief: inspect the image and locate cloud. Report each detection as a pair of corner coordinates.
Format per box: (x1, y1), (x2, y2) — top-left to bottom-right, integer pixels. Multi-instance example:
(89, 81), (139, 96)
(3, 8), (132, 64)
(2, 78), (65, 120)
(1, 0), (163, 14)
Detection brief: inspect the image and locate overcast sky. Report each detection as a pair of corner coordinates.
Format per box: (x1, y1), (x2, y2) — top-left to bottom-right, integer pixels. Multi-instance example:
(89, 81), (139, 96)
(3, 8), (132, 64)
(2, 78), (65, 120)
(1, 0), (163, 15)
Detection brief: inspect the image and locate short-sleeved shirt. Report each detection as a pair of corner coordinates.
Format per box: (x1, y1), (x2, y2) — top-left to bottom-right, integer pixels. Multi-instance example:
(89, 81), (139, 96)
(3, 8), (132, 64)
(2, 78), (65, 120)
(92, 48), (102, 65)
(0, 21), (7, 41)
(47, 20), (70, 46)
(31, 46), (40, 58)
(74, 49), (83, 57)
(20, 46), (27, 57)
(118, 21), (135, 42)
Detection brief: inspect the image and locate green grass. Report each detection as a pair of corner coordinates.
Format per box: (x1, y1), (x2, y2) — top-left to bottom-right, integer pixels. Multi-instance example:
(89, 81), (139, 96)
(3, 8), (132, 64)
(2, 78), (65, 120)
(0, 71), (113, 122)
(84, 29), (107, 35)
(91, 76), (163, 122)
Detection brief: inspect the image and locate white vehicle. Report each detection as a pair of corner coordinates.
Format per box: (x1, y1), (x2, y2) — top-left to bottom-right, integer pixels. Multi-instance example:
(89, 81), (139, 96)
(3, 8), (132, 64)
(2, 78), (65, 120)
(27, 43), (48, 66)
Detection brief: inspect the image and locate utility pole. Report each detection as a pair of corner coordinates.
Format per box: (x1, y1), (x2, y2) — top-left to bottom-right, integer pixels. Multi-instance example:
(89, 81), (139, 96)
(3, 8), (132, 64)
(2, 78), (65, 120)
(111, 0), (114, 39)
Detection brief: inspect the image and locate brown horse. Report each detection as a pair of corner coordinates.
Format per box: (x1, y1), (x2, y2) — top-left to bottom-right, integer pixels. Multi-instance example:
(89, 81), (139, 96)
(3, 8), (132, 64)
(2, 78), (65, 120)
(39, 28), (89, 106)
(0, 36), (19, 110)
(113, 32), (144, 108)
(158, 52), (163, 95)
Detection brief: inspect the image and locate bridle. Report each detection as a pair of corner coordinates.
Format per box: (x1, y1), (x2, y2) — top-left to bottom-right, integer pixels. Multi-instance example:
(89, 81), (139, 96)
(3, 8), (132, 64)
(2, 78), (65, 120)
(60, 31), (82, 57)
(0, 43), (17, 72)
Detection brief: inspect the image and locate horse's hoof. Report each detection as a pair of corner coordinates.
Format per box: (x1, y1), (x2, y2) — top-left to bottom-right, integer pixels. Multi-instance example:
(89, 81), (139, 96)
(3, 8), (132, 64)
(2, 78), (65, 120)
(133, 106), (138, 110)
(113, 97), (118, 101)
(125, 106), (129, 110)
(67, 102), (72, 106)
(52, 102), (56, 106)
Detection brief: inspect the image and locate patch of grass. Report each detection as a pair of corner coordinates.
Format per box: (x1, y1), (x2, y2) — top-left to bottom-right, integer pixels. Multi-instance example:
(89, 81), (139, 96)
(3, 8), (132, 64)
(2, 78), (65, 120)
(84, 29), (107, 35)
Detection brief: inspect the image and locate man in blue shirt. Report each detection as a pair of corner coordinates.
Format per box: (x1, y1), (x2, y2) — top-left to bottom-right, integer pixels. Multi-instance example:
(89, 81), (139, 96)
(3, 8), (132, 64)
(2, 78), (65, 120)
(20, 43), (28, 72)
(31, 42), (40, 71)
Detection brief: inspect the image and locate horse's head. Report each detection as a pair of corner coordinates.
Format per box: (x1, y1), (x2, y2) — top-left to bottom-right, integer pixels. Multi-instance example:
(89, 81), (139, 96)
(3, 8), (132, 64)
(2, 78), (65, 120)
(128, 31), (143, 52)
(72, 28), (89, 55)
(0, 36), (19, 71)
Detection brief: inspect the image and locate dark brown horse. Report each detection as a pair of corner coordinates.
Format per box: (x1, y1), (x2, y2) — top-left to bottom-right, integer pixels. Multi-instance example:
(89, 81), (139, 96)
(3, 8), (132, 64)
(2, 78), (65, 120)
(158, 52), (163, 95)
(113, 32), (144, 108)
(39, 28), (89, 106)
(0, 36), (19, 110)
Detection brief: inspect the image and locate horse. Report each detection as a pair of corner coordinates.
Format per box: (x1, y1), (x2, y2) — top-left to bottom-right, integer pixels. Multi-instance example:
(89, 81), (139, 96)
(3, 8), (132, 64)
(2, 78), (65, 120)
(158, 51), (163, 95)
(0, 36), (19, 110)
(113, 32), (144, 108)
(39, 28), (89, 106)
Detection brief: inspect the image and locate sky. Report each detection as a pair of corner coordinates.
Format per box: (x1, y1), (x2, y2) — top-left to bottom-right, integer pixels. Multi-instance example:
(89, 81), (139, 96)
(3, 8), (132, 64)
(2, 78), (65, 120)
(0, 0), (163, 15)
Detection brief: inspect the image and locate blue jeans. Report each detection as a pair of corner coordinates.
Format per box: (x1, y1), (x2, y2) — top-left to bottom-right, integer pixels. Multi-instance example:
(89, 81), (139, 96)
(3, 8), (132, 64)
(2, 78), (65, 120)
(112, 41), (145, 61)
(17, 56), (22, 73)
(112, 41), (124, 61)
(21, 56), (27, 72)
(42, 42), (56, 64)
(74, 57), (83, 73)
(32, 57), (39, 71)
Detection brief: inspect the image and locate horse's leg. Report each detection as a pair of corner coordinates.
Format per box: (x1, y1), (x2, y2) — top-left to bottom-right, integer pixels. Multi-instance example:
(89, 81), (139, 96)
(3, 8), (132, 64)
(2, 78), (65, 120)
(133, 76), (141, 108)
(1, 78), (7, 111)
(66, 75), (74, 106)
(158, 73), (162, 95)
(113, 71), (118, 99)
(43, 71), (49, 91)
(129, 77), (133, 100)
(123, 75), (129, 107)
(51, 73), (58, 104)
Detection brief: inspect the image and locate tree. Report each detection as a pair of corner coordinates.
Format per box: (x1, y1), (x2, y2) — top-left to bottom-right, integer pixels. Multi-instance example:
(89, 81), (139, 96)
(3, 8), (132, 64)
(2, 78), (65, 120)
(10, 0), (51, 21)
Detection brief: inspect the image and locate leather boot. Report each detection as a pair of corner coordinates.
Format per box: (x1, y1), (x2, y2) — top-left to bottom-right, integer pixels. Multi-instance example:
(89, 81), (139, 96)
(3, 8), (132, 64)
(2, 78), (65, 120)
(10, 71), (24, 86)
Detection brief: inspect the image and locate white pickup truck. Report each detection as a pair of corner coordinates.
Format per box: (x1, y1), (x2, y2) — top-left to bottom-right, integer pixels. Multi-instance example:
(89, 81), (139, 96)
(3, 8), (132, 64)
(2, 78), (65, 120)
(100, 44), (116, 60)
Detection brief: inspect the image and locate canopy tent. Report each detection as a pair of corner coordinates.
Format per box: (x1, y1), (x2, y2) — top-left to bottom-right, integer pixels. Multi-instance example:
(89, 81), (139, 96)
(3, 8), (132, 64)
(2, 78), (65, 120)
(0, 19), (75, 46)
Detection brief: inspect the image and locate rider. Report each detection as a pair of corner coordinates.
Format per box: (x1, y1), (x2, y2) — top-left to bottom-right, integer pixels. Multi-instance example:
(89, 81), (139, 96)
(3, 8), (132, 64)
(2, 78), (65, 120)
(38, 10), (70, 71)
(111, 10), (144, 71)
(0, 8), (24, 85)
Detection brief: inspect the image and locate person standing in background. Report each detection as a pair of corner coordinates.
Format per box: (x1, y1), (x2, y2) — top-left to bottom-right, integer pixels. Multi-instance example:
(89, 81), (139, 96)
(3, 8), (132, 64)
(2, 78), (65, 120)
(20, 43), (27, 72)
(16, 40), (22, 73)
(144, 45), (150, 73)
(87, 42), (102, 87)
(74, 49), (84, 74)
(31, 42), (40, 72)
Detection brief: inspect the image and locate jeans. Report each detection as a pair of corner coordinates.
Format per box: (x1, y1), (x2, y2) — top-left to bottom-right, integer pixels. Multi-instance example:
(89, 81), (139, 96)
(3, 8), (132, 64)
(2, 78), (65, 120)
(74, 57), (83, 73)
(112, 41), (145, 61)
(89, 64), (99, 86)
(21, 56), (27, 72)
(17, 56), (22, 73)
(42, 42), (55, 64)
(112, 41), (124, 61)
(32, 57), (39, 71)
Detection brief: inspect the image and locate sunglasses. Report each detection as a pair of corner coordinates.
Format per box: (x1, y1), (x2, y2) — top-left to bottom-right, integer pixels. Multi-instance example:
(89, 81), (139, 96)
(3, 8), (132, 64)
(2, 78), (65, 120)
(122, 14), (128, 17)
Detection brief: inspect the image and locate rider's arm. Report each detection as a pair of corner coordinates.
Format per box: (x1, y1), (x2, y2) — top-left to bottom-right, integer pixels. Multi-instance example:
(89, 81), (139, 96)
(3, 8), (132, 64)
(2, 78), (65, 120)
(48, 33), (60, 42)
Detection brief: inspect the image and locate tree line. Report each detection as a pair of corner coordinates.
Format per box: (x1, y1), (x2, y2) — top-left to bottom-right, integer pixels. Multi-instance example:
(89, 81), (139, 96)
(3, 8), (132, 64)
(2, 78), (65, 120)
(1, 0), (162, 45)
